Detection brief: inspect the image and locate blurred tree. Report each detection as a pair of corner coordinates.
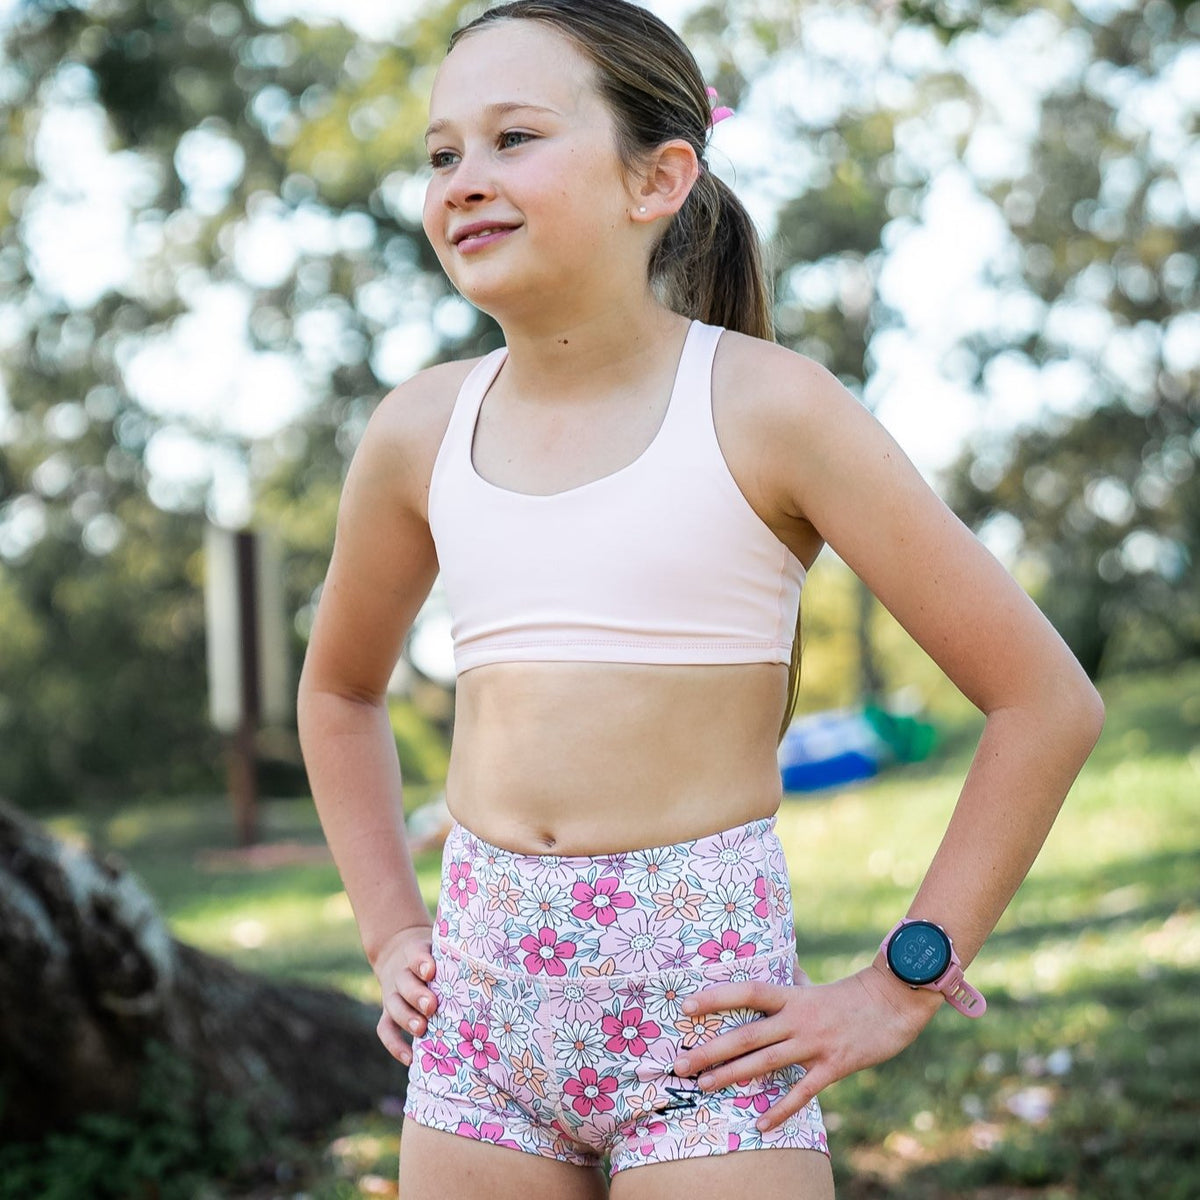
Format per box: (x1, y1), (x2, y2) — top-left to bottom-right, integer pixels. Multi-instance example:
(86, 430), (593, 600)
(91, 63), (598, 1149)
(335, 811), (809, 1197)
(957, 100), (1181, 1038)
(943, 2), (1199, 677)
(0, 0), (485, 810)
(687, 0), (1199, 685)
(2, 0), (1194, 817)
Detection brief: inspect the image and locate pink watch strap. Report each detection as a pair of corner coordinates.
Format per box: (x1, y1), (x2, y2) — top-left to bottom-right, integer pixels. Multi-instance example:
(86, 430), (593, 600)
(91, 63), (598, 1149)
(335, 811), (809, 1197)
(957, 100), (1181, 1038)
(933, 961), (987, 1017)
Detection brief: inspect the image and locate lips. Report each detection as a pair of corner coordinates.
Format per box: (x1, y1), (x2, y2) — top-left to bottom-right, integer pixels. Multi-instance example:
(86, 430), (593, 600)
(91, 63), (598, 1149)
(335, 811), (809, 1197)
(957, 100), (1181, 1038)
(451, 221), (521, 247)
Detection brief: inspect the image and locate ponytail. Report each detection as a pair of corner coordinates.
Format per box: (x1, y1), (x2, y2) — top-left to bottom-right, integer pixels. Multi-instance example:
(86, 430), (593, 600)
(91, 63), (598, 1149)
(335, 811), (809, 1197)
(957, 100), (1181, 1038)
(652, 171), (774, 342)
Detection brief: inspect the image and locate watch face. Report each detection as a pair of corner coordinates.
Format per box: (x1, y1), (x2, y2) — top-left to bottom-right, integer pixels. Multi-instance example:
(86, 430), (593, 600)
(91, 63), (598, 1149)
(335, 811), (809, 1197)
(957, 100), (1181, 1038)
(887, 921), (951, 986)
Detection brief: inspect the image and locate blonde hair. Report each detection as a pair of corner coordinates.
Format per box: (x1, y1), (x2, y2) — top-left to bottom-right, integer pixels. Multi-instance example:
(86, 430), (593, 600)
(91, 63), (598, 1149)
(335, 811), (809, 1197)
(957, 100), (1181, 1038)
(451, 0), (801, 739)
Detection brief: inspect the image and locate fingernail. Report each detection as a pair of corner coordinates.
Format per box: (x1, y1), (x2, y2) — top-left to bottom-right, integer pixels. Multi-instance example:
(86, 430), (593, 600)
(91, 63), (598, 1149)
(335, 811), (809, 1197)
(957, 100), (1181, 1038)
(674, 1058), (690, 1075)
(757, 1118), (769, 1131)
(682, 999), (697, 1014)
(419, 997), (431, 1014)
(698, 1074), (714, 1089)
(409, 1018), (421, 1033)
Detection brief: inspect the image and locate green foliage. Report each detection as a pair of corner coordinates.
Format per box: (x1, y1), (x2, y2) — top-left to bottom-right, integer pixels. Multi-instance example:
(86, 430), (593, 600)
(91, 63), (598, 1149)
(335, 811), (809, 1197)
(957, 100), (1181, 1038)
(0, 1039), (273, 1200)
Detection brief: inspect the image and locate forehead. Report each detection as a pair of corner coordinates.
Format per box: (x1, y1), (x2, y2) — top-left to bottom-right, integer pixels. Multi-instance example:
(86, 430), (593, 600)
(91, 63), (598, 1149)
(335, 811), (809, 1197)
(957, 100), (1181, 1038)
(429, 20), (602, 123)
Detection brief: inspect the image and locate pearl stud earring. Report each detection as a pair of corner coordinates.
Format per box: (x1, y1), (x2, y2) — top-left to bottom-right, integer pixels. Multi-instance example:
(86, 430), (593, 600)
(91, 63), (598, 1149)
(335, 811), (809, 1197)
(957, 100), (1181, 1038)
(638, 206), (647, 213)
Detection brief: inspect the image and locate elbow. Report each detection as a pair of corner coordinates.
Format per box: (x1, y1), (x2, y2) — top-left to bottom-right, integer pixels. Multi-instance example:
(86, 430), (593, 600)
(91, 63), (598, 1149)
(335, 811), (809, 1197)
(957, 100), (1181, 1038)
(1054, 667), (1105, 763)
(1077, 678), (1106, 753)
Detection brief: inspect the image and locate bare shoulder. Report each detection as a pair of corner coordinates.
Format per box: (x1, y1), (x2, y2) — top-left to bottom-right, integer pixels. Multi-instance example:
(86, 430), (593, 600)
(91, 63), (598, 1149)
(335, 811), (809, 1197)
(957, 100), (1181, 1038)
(354, 356), (484, 512)
(711, 330), (870, 530)
(712, 330), (852, 431)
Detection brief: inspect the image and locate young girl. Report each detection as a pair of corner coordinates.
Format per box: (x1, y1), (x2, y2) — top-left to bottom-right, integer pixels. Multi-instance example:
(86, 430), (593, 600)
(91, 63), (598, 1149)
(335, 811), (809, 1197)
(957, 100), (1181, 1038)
(296, 2), (1104, 1196)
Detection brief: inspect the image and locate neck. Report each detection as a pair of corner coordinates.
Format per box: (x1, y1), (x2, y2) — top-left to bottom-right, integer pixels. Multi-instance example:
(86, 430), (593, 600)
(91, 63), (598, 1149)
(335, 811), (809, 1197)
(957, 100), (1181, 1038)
(491, 295), (692, 404)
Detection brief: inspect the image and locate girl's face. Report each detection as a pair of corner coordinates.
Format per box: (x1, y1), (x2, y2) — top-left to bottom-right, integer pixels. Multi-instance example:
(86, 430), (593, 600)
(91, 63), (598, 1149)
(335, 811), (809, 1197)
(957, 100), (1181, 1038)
(423, 20), (644, 320)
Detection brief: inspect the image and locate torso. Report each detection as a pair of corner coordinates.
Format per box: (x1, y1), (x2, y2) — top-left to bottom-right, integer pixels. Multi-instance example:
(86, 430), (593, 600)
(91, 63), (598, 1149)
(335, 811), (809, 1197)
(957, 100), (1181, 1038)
(404, 329), (824, 855)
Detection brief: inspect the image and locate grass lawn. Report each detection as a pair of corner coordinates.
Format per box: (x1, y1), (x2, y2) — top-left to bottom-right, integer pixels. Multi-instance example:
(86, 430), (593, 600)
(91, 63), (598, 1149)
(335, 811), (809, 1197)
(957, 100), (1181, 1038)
(45, 663), (1200, 1198)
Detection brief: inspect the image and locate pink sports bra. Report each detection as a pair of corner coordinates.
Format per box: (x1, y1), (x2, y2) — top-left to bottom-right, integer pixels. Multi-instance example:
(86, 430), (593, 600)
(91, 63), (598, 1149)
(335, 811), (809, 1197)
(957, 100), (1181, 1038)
(426, 320), (806, 675)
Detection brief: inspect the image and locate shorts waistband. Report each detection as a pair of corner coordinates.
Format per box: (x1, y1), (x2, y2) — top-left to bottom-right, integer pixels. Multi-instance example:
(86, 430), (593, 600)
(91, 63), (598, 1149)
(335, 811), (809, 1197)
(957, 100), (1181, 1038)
(433, 815), (795, 979)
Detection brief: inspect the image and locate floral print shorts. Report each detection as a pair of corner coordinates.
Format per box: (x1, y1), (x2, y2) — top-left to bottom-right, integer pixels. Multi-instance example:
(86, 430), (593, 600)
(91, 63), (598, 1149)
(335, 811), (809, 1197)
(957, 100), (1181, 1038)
(403, 816), (829, 1174)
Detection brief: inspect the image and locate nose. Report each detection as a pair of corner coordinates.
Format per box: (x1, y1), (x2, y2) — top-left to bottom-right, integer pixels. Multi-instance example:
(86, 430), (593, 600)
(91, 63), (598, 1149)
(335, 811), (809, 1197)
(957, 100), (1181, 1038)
(443, 147), (496, 209)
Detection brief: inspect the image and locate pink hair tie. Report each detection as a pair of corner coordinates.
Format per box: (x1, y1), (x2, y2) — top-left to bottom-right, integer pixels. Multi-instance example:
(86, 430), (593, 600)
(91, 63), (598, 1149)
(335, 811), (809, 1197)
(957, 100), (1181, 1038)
(706, 85), (734, 126)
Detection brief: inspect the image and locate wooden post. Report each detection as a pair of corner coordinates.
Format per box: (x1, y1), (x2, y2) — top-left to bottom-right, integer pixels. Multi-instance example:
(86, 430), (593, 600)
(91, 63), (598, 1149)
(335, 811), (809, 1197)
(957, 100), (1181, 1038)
(231, 531), (260, 847)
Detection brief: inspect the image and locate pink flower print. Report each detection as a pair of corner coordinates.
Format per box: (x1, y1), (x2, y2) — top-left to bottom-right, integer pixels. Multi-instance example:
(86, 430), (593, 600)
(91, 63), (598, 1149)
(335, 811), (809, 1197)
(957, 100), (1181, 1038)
(698, 929), (757, 964)
(674, 1010), (723, 1048)
(703, 828), (757, 884)
(485, 872), (522, 915)
(608, 910), (681, 973)
(570, 875), (635, 926)
(457, 1019), (500, 1071)
(652, 880), (705, 923)
(600, 1005), (662, 1056)
(733, 1086), (782, 1115)
(455, 1120), (522, 1151)
(753, 875), (770, 919)
(419, 1036), (458, 1078)
(447, 860), (478, 908)
(727, 1132), (742, 1152)
(435, 914), (449, 938)
(508, 1048), (549, 1099)
(547, 976), (611, 1024)
(623, 1113), (668, 1157)
(563, 1067), (618, 1117)
(518, 926), (577, 976)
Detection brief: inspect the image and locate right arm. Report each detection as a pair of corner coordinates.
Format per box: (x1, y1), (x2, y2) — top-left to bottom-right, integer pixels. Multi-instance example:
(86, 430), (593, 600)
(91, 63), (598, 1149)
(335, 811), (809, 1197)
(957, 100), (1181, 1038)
(297, 365), (462, 1062)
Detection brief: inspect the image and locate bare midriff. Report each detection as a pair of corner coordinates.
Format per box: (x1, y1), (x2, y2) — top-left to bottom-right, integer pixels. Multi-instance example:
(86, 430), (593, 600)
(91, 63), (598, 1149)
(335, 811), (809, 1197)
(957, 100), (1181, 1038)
(444, 659), (789, 855)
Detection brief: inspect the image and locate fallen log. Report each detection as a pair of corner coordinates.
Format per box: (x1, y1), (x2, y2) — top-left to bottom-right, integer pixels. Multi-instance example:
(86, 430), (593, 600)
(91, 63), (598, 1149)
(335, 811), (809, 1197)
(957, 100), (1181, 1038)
(0, 797), (405, 1144)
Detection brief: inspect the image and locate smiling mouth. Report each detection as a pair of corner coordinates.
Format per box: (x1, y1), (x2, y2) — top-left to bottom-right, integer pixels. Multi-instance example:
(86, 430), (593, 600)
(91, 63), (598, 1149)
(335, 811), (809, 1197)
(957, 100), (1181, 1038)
(453, 225), (519, 249)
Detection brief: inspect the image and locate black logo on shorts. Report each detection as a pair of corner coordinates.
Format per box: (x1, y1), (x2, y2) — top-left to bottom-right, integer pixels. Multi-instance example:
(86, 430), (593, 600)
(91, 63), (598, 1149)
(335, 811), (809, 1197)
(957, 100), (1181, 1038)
(653, 1084), (699, 1114)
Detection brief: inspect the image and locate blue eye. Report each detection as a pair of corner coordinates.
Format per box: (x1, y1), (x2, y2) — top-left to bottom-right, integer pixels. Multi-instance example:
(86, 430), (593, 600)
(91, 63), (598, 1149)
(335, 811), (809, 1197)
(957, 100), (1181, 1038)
(499, 130), (534, 149)
(429, 149), (459, 169)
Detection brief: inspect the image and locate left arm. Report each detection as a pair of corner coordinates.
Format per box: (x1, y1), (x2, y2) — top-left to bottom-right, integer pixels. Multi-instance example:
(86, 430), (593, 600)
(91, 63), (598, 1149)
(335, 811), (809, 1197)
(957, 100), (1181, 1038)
(675, 343), (1105, 1128)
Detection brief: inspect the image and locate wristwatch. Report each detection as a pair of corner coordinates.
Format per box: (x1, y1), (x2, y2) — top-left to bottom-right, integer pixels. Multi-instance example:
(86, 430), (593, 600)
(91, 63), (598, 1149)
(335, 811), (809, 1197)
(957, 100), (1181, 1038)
(881, 918), (987, 1018)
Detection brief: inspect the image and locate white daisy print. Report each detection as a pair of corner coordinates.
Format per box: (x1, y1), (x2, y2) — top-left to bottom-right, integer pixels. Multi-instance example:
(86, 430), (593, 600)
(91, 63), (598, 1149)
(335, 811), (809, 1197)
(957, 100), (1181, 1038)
(624, 846), (683, 891)
(553, 1019), (606, 1072)
(698, 880), (758, 930)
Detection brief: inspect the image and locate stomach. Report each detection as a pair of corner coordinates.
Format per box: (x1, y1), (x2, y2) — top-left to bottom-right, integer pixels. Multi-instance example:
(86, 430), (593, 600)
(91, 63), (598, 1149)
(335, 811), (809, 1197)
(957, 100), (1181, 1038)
(443, 660), (789, 854)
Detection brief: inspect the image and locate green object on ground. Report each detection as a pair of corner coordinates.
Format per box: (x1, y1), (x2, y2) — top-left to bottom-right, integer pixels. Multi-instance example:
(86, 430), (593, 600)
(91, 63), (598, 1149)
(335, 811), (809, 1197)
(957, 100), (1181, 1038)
(862, 703), (939, 763)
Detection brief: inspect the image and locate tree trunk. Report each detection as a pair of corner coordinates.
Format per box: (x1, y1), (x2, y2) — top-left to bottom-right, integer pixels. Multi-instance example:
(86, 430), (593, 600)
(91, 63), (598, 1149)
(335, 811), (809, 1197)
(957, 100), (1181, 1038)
(0, 797), (406, 1144)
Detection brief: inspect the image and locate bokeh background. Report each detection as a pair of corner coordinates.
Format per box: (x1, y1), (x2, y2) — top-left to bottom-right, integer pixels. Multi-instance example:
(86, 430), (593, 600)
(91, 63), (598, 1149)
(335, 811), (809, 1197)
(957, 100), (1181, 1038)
(0, 0), (1197, 1197)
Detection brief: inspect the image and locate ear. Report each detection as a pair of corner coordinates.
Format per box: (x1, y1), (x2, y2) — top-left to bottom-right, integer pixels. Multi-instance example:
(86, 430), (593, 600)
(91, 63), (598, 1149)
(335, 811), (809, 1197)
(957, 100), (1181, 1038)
(630, 139), (700, 223)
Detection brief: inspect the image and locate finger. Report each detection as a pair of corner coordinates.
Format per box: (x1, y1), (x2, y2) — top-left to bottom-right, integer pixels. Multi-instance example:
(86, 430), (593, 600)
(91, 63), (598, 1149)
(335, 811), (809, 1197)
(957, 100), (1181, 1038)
(694, 1043), (796, 1094)
(376, 1010), (414, 1067)
(382, 990), (430, 1037)
(673, 1015), (787, 1077)
(394, 971), (440, 1019)
(681, 980), (785, 1018)
(756, 1068), (835, 1132)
